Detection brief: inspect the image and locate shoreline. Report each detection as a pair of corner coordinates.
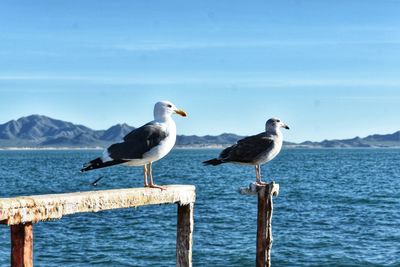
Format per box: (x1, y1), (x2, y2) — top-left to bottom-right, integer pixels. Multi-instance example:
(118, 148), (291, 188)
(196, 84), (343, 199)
(1, 145), (400, 151)
(0, 147), (104, 151)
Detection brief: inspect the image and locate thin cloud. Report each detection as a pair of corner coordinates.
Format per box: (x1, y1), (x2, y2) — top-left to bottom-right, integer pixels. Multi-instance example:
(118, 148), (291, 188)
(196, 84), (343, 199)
(112, 40), (286, 51)
(112, 39), (400, 52)
(1, 73), (400, 88)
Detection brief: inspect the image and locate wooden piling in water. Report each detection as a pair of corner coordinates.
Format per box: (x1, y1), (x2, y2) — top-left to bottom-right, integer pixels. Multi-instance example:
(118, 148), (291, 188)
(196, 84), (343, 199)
(11, 222), (33, 267)
(240, 182), (279, 267)
(1, 185), (195, 267)
(176, 203), (194, 267)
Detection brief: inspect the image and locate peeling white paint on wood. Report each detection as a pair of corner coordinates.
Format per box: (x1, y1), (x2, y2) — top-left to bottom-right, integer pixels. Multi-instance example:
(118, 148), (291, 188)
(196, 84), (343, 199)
(0, 185), (196, 225)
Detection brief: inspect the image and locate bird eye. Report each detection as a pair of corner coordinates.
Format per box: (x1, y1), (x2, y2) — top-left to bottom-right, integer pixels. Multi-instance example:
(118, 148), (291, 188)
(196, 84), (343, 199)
(277, 120), (280, 123)
(167, 104), (172, 108)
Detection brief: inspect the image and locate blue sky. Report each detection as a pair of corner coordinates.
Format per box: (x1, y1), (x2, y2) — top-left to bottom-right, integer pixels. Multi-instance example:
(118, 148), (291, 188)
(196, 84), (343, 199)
(0, 0), (399, 143)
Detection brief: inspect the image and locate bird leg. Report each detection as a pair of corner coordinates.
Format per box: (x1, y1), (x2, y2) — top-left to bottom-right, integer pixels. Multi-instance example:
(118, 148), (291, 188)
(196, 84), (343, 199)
(255, 164), (267, 185)
(255, 165), (260, 183)
(148, 162), (165, 190)
(143, 165), (149, 187)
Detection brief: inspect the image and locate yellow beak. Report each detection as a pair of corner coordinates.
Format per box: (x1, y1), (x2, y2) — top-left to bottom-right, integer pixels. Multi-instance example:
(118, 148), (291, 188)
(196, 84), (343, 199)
(174, 109), (187, 117)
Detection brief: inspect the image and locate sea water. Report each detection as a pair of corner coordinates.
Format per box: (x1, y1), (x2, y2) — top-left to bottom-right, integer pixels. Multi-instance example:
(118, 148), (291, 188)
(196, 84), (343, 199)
(0, 149), (399, 266)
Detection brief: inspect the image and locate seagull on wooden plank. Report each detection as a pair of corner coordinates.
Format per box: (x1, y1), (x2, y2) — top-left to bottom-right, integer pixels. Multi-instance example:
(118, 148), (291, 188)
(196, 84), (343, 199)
(203, 118), (289, 184)
(81, 101), (187, 190)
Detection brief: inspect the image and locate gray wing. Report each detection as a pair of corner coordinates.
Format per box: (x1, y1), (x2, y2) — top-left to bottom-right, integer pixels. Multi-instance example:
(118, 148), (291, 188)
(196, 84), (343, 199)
(219, 133), (274, 163)
(107, 123), (168, 160)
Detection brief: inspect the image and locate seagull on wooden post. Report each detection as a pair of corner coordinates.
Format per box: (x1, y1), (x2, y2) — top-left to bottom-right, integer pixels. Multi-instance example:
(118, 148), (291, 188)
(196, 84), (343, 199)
(81, 101), (187, 190)
(203, 118), (289, 184)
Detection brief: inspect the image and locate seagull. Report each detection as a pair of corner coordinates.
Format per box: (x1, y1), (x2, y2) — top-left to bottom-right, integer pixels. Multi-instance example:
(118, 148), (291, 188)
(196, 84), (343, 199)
(81, 101), (187, 190)
(203, 118), (289, 184)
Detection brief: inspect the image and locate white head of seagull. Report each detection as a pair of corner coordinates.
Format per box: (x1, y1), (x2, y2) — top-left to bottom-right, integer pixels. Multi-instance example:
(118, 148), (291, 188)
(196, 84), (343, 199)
(81, 100), (187, 190)
(265, 118), (290, 133)
(154, 100), (187, 121)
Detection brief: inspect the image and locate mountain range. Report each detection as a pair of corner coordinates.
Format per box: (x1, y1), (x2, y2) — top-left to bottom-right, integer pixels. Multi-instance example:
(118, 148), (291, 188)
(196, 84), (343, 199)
(0, 115), (399, 148)
(0, 115), (244, 148)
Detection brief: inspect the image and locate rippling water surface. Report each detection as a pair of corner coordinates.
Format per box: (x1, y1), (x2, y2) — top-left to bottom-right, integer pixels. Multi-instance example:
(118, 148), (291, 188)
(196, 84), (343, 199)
(1, 149), (399, 266)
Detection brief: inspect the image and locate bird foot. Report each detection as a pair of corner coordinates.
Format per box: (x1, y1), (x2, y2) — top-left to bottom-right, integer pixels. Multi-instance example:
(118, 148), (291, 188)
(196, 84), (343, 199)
(255, 181), (268, 186)
(148, 184), (166, 190)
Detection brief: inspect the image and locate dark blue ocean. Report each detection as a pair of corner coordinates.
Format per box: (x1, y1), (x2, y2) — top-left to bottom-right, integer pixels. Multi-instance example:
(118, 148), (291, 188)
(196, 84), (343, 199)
(1, 149), (399, 266)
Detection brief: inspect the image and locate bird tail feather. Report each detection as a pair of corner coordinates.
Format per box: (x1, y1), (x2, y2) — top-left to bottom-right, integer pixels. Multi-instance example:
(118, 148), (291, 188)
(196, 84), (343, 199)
(202, 158), (223, 166)
(81, 157), (127, 172)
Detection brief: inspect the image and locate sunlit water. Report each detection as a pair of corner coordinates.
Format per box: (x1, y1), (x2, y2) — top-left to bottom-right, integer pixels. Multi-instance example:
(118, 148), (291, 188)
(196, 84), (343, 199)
(0, 149), (399, 266)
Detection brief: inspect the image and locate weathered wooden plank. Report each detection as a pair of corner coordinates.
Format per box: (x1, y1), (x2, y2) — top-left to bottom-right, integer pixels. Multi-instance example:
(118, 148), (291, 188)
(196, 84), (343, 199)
(176, 203), (194, 267)
(0, 185), (195, 225)
(11, 222), (33, 267)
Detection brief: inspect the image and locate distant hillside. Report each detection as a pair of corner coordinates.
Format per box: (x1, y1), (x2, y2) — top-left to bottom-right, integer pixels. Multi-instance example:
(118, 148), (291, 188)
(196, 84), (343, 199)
(176, 133), (244, 147)
(0, 115), (134, 148)
(295, 132), (400, 148)
(0, 115), (399, 148)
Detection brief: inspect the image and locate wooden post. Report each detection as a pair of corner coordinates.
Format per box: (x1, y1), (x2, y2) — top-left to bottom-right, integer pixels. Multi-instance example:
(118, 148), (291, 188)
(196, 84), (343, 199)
(239, 182), (279, 267)
(176, 203), (194, 267)
(11, 223), (33, 267)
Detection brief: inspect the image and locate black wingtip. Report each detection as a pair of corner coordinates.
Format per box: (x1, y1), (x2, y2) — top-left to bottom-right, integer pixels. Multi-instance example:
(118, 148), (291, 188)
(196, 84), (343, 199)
(80, 157), (128, 173)
(80, 164), (92, 172)
(203, 158), (223, 166)
(81, 157), (104, 172)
